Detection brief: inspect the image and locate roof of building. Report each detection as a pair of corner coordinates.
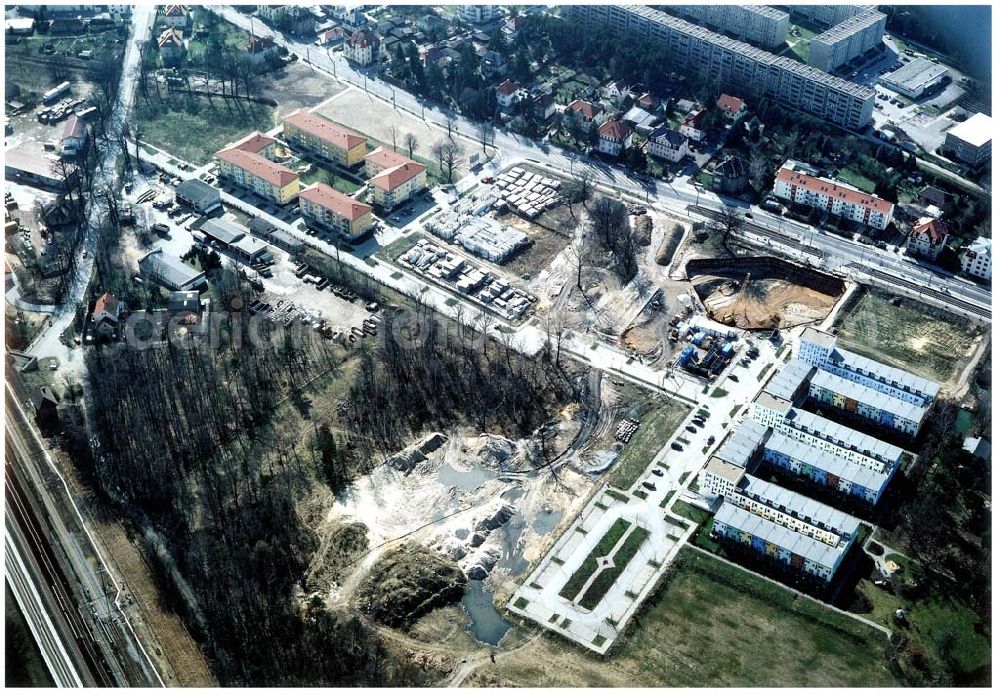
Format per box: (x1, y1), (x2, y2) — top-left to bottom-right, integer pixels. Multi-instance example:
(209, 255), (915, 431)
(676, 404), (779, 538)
(230, 234), (269, 258)
(754, 392), (793, 416)
(737, 475), (861, 538)
(200, 218), (247, 245)
(963, 436), (991, 461)
(158, 26), (184, 47)
(765, 359), (814, 401)
(714, 502), (845, 569)
(715, 418), (770, 467)
(918, 185), (948, 206)
(139, 249), (205, 289)
(369, 161), (427, 191)
(30, 386), (59, 410)
(776, 164), (894, 215)
(92, 292), (120, 319)
(768, 427), (891, 491)
(717, 93), (745, 115)
(881, 56), (948, 93)
(265, 228), (303, 249)
(248, 217), (277, 236)
(5, 146), (74, 182)
(224, 131), (277, 154)
(947, 112), (993, 148)
(911, 217), (949, 245)
(565, 99), (604, 120)
(245, 34), (277, 54)
(175, 178), (220, 208)
(830, 346), (940, 399)
(705, 456), (747, 485)
(300, 182), (373, 221)
(495, 79), (519, 97)
(682, 108), (706, 128)
(215, 148), (298, 188)
(282, 109), (366, 151)
(365, 146), (414, 172)
(347, 29), (380, 48)
(967, 236), (991, 258)
(649, 125), (686, 146)
(319, 27), (345, 43)
(597, 119), (633, 141)
(781, 408), (903, 466)
(810, 369), (927, 423)
(164, 5), (187, 17)
(801, 326), (836, 349)
(62, 114), (85, 140)
(717, 155), (748, 179)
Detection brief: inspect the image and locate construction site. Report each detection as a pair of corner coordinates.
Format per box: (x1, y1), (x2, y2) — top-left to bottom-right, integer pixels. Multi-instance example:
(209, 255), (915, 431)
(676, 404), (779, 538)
(687, 257), (845, 330)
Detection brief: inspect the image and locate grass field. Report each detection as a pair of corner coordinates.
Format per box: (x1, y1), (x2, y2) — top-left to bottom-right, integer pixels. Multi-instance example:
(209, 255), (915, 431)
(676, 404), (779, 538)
(482, 547), (898, 687)
(834, 289), (984, 385)
(577, 526), (651, 610)
(671, 500), (712, 527)
(608, 399), (691, 490)
(559, 518), (631, 602)
(136, 95), (275, 164)
(299, 162), (362, 194)
(836, 168), (878, 194)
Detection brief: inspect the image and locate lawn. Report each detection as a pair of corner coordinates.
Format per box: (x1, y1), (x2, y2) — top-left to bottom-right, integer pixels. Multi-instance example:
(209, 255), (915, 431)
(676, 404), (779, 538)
(836, 168), (878, 194)
(577, 525), (651, 610)
(299, 162), (362, 194)
(834, 288), (985, 385)
(483, 547), (899, 687)
(558, 518), (631, 602)
(671, 500), (712, 527)
(136, 95), (276, 165)
(608, 399), (691, 490)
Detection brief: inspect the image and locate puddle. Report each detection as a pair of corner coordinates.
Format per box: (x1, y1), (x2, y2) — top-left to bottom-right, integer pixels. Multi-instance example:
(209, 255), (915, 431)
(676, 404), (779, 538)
(438, 461), (496, 492)
(461, 580), (512, 646)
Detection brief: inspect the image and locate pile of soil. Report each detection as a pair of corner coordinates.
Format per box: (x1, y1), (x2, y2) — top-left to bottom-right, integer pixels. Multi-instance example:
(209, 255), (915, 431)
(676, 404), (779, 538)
(356, 543), (467, 629)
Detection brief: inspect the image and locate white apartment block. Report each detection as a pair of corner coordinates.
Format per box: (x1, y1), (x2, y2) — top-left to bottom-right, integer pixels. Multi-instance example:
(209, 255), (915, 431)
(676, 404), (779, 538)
(565, 5), (875, 130)
(772, 160), (894, 229)
(670, 4), (789, 49)
(459, 5), (499, 24)
(961, 236), (992, 280)
(808, 9), (886, 72)
(792, 5), (874, 28)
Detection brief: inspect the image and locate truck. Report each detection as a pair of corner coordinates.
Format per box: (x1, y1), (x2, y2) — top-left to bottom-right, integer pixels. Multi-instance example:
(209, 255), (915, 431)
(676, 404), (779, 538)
(42, 81), (71, 105)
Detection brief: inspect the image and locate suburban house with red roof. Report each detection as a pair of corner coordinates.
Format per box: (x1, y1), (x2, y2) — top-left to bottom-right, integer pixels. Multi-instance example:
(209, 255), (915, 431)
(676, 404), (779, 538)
(495, 79), (521, 110)
(771, 160), (895, 230)
(91, 292), (124, 338)
(282, 109), (368, 167)
(157, 27), (187, 67)
(680, 108), (707, 142)
(717, 94), (747, 121)
(596, 120), (634, 157)
(364, 147), (427, 209)
(215, 131), (299, 204)
(299, 183), (374, 239)
(162, 4), (190, 29)
(242, 35), (280, 66)
(564, 99), (607, 127)
(906, 217), (949, 261)
(345, 29), (381, 66)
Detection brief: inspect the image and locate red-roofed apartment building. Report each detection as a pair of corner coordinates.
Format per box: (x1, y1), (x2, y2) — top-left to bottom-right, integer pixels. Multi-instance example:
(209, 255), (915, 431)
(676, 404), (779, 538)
(300, 183), (374, 239)
(596, 120), (634, 157)
(215, 131), (299, 204)
(364, 147), (427, 209)
(772, 160), (894, 230)
(717, 94), (747, 121)
(282, 109), (368, 166)
(92, 292), (124, 337)
(906, 217), (949, 261)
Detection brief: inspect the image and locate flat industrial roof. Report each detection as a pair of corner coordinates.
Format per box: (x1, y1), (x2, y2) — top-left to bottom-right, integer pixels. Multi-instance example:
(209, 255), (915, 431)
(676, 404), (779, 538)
(947, 112), (993, 148)
(737, 474), (861, 539)
(810, 369), (927, 423)
(766, 430), (890, 492)
(881, 57), (948, 92)
(714, 502), (846, 569)
(200, 218), (247, 245)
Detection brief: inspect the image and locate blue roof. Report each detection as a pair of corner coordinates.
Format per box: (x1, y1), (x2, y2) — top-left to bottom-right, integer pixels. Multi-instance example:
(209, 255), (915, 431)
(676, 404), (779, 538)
(714, 502), (846, 570)
(810, 369), (927, 423)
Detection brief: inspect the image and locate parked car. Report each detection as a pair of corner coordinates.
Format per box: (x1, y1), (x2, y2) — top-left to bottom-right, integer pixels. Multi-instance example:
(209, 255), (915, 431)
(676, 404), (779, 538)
(686, 425), (698, 434)
(728, 374), (739, 382)
(671, 442), (684, 451)
(642, 481), (656, 491)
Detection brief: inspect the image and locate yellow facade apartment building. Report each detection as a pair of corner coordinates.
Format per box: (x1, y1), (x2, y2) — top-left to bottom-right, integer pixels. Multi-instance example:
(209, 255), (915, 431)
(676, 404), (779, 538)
(281, 109), (368, 167)
(299, 182), (374, 239)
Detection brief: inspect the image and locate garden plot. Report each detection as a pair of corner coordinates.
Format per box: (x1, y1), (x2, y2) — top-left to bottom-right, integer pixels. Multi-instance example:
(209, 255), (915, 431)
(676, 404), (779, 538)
(834, 288), (987, 389)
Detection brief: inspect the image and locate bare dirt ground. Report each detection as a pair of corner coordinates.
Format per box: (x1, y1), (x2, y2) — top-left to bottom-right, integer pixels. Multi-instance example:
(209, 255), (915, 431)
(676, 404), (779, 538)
(269, 61), (347, 116)
(315, 86), (489, 166)
(695, 276), (840, 330)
